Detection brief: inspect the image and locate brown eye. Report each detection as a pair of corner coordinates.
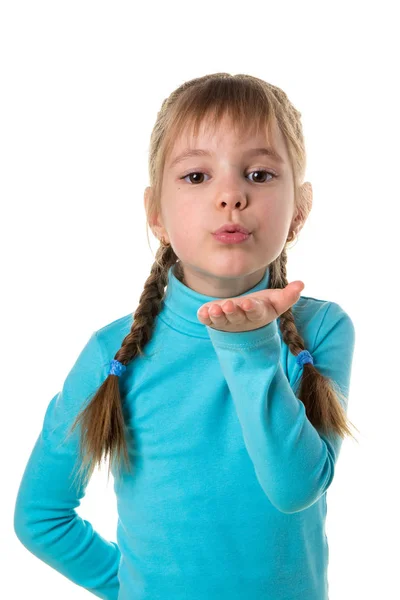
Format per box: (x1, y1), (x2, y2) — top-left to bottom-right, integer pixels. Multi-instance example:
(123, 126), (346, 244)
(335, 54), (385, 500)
(181, 172), (207, 184)
(247, 170), (277, 183)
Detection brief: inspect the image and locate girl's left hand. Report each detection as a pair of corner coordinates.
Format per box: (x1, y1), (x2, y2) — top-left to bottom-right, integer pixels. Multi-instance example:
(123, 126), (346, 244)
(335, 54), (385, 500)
(197, 281), (305, 333)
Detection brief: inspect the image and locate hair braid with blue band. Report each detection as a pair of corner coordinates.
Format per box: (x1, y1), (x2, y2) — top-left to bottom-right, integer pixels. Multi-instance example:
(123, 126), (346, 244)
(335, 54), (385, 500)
(108, 350), (313, 378)
(296, 349), (314, 367)
(108, 359), (127, 377)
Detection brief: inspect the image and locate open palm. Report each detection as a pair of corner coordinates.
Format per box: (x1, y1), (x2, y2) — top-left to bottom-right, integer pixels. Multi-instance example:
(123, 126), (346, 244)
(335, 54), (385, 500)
(197, 281), (305, 333)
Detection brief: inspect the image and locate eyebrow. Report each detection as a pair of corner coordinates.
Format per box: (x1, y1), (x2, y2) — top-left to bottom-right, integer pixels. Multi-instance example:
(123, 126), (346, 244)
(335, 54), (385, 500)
(169, 146), (285, 169)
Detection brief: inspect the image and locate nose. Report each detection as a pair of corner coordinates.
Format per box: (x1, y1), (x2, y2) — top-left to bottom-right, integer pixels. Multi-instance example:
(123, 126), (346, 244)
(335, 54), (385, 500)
(220, 199), (243, 208)
(217, 192), (248, 209)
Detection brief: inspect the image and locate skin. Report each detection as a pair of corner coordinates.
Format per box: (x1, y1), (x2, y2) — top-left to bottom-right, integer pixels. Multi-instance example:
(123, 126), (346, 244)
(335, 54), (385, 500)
(144, 114), (313, 332)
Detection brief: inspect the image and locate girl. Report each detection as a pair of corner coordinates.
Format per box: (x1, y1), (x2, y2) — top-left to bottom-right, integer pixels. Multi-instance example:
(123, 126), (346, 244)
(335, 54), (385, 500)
(14, 73), (358, 600)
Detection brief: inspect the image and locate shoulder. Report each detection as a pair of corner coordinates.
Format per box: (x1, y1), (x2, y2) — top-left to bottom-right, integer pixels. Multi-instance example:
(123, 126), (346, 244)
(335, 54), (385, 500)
(283, 294), (356, 395)
(96, 312), (133, 337)
(292, 294), (355, 351)
(93, 312), (134, 359)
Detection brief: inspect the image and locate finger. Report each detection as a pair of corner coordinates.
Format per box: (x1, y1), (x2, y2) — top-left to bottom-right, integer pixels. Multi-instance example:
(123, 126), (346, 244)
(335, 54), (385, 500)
(206, 304), (230, 326)
(197, 304), (226, 322)
(221, 300), (247, 324)
(197, 305), (213, 325)
(238, 298), (265, 320)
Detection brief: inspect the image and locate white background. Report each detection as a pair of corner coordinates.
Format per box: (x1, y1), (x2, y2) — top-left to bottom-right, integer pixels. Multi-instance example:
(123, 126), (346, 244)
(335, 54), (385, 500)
(2, 1), (399, 598)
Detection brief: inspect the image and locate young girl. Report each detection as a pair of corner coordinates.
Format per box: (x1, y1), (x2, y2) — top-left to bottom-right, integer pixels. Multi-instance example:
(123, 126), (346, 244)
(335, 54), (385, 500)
(14, 73), (357, 600)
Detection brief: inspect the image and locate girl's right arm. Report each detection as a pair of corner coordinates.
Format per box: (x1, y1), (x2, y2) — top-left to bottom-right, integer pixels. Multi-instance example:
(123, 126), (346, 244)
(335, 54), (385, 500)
(13, 331), (121, 600)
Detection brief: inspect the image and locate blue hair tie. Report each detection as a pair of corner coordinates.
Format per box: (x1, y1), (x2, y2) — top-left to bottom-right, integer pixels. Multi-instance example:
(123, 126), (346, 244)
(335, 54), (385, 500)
(108, 359), (126, 377)
(296, 349), (314, 367)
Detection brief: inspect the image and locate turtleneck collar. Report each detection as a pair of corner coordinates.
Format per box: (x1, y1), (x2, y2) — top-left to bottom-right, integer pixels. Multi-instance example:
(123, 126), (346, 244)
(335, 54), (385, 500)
(159, 263), (271, 339)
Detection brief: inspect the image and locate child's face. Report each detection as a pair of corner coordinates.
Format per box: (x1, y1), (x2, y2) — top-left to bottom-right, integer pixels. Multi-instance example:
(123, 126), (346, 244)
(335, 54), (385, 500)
(156, 114), (299, 298)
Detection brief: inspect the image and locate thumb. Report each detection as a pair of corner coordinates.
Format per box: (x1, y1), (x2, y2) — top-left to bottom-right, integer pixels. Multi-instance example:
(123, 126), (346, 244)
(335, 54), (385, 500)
(272, 281), (304, 316)
(289, 280), (305, 293)
(285, 280), (305, 304)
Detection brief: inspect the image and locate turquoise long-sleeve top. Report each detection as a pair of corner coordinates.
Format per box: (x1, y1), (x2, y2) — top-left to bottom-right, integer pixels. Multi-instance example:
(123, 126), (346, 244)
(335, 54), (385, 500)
(14, 263), (356, 599)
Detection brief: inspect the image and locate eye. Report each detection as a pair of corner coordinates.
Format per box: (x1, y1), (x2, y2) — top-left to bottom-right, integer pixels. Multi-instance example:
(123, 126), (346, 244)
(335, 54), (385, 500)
(247, 169), (278, 184)
(180, 169), (278, 185)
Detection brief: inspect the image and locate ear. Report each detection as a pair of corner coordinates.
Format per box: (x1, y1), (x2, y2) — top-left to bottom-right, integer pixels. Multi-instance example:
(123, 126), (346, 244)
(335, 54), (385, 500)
(291, 182), (313, 236)
(144, 186), (170, 244)
(144, 186), (154, 217)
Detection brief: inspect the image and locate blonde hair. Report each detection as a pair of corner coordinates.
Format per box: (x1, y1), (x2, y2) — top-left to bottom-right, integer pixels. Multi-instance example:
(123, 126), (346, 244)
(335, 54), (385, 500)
(68, 72), (358, 490)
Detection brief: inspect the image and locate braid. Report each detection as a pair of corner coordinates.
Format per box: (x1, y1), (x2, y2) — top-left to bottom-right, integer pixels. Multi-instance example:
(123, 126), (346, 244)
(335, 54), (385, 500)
(270, 243), (357, 440)
(270, 245), (306, 355)
(68, 242), (178, 490)
(115, 242), (177, 362)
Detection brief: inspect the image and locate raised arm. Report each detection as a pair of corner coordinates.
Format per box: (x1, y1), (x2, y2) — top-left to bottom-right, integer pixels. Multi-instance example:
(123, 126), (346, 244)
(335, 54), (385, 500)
(207, 301), (356, 514)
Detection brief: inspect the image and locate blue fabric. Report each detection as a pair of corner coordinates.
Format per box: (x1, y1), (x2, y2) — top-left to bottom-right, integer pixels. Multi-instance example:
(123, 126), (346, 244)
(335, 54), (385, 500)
(14, 263), (356, 599)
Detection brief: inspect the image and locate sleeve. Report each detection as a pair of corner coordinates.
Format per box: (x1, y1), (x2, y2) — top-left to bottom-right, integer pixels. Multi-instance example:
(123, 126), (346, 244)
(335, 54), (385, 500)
(206, 301), (356, 514)
(13, 331), (121, 600)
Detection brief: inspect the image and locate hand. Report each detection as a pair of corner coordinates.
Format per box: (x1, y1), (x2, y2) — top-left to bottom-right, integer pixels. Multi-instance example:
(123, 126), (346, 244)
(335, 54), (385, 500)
(197, 281), (305, 333)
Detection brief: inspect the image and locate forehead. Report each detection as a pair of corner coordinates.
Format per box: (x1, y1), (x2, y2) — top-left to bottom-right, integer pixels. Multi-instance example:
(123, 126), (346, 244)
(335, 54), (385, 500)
(167, 113), (287, 162)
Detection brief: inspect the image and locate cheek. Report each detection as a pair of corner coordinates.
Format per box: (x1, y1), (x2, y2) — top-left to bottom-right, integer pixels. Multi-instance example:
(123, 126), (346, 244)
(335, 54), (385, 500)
(167, 203), (204, 243)
(168, 221), (212, 263)
(169, 200), (196, 224)
(259, 194), (292, 226)
(256, 203), (292, 245)
(167, 225), (198, 258)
